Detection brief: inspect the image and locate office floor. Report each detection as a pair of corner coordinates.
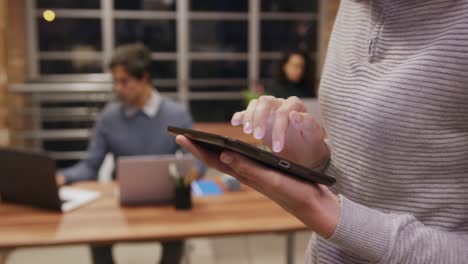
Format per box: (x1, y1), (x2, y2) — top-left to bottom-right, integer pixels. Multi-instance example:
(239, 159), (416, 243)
(7, 231), (312, 264)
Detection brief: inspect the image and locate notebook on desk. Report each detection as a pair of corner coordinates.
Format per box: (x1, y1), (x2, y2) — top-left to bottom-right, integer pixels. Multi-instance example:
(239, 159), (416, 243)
(191, 179), (223, 196)
(0, 148), (100, 212)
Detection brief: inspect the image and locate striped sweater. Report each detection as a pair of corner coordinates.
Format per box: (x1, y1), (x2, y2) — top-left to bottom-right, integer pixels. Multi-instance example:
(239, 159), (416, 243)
(306, 0), (468, 263)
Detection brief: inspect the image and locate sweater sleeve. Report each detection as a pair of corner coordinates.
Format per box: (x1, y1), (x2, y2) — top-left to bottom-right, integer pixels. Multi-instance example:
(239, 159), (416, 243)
(327, 196), (468, 263)
(61, 118), (109, 183)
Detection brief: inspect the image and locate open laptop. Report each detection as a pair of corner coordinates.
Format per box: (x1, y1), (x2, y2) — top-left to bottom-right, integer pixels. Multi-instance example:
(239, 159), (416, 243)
(117, 154), (194, 206)
(0, 148), (100, 212)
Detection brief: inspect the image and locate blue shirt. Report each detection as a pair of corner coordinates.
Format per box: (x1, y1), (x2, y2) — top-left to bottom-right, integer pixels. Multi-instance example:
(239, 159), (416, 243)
(62, 97), (204, 183)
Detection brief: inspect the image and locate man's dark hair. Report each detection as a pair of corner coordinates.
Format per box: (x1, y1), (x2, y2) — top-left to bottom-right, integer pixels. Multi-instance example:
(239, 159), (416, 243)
(109, 43), (152, 80)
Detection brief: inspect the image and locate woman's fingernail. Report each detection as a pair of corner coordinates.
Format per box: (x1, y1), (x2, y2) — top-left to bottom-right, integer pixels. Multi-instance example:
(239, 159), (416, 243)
(231, 113), (241, 125)
(220, 153), (233, 164)
(253, 126), (264, 139)
(244, 121), (252, 134)
(273, 140), (283, 152)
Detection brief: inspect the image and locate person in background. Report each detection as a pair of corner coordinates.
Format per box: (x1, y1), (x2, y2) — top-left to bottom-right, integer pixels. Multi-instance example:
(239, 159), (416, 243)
(57, 43), (203, 264)
(265, 50), (316, 99)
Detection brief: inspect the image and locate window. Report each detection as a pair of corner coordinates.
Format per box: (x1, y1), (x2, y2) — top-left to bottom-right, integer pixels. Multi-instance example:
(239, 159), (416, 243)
(40, 60), (103, 74)
(190, 100), (245, 122)
(261, 21), (317, 52)
(190, 21), (248, 53)
(191, 61), (247, 79)
(261, 0), (317, 12)
(30, 0), (319, 121)
(114, 0), (176, 11)
(115, 20), (176, 52)
(150, 61), (177, 79)
(38, 18), (102, 52)
(191, 0), (248, 12)
(37, 0), (100, 9)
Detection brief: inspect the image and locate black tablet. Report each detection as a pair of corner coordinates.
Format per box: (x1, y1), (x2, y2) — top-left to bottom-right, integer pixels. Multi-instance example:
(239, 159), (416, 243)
(168, 126), (336, 186)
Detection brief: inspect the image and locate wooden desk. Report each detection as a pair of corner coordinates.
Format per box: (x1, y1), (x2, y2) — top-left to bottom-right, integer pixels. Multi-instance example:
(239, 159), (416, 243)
(0, 182), (307, 263)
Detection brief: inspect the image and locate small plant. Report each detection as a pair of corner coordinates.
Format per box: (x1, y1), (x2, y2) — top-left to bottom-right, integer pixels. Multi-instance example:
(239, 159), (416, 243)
(241, 83), (264, 106)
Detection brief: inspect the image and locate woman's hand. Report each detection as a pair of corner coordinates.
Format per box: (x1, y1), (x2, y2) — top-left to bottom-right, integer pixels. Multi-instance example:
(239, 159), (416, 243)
(176, 135), (340, 238)
(231, 96), (329, 169)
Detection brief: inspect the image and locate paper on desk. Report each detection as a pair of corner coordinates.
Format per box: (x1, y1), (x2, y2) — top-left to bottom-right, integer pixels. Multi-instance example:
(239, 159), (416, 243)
(59, 187), (100, 212)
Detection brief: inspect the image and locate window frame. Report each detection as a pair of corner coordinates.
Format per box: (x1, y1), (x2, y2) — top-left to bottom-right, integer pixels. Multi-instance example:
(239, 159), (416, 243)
(27, 0), (319, 108)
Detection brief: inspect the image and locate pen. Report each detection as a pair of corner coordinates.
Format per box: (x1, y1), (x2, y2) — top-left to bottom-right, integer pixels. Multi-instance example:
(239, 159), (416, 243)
(168, 162), (182, 188)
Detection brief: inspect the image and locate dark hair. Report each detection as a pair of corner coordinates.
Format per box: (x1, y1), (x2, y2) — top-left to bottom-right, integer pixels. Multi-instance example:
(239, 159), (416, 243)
(275, 49), (313, 89)
(109, 43), (152, 80)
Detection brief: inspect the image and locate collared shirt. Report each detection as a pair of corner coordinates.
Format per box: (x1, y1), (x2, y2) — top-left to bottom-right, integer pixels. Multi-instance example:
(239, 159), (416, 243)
(124, 91), (161, 118)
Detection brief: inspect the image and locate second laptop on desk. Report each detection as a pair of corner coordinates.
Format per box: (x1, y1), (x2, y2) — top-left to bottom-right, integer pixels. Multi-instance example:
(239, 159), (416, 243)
(117, 154), (194, 206)
(117, 154), (225, 206)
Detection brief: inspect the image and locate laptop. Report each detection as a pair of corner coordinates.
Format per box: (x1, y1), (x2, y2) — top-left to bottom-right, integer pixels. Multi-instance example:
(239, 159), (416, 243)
(117, 154), (194, 206)
(0, 148), (100, 212)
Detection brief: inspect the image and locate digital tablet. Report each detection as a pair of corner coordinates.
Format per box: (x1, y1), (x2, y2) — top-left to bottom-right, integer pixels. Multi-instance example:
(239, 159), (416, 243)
(168, 126), (336, 186)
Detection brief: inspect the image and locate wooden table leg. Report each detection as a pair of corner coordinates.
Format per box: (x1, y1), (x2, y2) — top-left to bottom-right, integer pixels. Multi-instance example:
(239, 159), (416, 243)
(286, 232), (295, 264)
(0, 249), (10, 264)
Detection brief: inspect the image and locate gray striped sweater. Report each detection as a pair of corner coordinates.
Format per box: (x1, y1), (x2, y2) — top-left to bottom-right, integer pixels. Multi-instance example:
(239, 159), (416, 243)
(306, 0), (468, 263)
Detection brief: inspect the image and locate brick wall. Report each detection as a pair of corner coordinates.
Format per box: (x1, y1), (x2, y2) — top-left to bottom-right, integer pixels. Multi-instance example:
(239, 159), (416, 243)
(0, 0), (8, 145)
(0, 0), (27, 146)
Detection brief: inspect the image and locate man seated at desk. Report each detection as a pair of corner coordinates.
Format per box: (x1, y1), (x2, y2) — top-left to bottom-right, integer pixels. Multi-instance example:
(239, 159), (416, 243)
(57, 43), (203, 264)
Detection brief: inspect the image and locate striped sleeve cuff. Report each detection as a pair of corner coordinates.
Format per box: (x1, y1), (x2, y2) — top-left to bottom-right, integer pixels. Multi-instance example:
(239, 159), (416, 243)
(327, 195), (395, 263)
